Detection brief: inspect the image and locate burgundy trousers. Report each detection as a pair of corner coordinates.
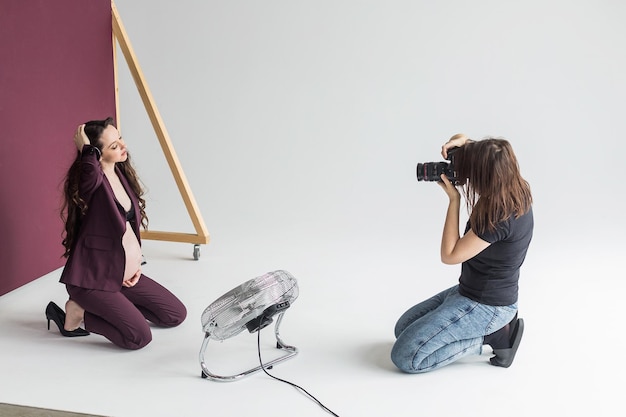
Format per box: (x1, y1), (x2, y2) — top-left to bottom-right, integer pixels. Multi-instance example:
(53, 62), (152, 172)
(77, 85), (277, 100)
(66, 275), (187, 350)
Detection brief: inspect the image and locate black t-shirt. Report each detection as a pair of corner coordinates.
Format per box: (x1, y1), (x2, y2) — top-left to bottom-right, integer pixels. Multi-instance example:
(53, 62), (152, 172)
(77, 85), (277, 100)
(458, 207), (534, 306)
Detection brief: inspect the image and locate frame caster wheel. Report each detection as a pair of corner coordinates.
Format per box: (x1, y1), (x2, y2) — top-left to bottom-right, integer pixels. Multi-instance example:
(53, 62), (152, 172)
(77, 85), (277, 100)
(193, 244), (201, 260)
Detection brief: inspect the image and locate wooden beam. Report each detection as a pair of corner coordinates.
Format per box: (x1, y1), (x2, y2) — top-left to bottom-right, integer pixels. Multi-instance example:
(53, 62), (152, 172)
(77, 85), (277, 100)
(111, 1), (209, 247)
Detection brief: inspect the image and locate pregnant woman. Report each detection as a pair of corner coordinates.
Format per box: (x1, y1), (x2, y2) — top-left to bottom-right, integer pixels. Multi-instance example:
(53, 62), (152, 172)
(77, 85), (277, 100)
(46, 117), (186, 350)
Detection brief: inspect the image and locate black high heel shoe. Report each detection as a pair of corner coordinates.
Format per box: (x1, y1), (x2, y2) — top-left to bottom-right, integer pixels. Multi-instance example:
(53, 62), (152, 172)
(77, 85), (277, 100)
(45, 301), (90, 337)
(490, 318), (524, 368)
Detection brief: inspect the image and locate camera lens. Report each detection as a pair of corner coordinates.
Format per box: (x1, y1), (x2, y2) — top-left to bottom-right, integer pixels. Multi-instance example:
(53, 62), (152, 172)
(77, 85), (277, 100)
(416, 163), (426, 181)
(417, 162), (444, 181)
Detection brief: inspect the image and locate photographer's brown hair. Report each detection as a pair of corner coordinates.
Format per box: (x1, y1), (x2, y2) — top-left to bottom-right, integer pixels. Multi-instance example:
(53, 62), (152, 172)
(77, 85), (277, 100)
(454, 139), (532, 234)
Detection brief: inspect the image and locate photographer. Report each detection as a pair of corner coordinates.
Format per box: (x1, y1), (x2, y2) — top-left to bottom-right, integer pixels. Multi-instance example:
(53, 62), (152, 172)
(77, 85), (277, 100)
(391, 134), (533, 372)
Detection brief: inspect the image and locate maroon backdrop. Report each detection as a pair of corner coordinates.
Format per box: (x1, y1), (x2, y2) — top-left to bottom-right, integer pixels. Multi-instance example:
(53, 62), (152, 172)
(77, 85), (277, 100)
(0, 0), (116, 295)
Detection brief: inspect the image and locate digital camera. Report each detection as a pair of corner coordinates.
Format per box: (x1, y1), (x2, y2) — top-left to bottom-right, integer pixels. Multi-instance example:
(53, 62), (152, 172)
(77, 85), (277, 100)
(416, 147), (458, 184)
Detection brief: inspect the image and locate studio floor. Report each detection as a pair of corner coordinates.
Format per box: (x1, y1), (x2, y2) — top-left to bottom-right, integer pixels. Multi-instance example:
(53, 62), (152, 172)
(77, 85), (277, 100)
(0, 233), (623, 417)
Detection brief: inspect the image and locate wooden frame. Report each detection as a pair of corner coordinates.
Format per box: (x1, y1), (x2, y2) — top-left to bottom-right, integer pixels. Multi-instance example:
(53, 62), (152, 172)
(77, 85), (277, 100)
(111, 1), (209, 256)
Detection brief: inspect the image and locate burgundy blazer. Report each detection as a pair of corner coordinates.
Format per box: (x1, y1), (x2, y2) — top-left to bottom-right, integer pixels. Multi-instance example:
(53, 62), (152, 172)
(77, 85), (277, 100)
(59, 145), (142, 292)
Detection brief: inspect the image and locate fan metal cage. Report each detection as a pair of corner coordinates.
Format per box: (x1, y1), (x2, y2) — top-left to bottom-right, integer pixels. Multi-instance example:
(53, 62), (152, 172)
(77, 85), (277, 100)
(199, 270), (299, 381)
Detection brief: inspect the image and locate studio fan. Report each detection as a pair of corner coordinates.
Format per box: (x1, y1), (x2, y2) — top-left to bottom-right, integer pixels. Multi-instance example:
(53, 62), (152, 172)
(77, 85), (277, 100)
(199, 270), (299, 382)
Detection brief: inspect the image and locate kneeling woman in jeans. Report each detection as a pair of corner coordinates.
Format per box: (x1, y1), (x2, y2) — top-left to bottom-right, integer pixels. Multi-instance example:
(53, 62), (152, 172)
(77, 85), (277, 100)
(46, 118), (186, 350)
(391, 134), (533, 372)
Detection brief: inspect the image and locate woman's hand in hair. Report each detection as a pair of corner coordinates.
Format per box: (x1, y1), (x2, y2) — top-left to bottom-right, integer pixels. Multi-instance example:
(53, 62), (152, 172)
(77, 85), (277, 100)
(441, 133), (471, 159)
(73, 124), (89, 152)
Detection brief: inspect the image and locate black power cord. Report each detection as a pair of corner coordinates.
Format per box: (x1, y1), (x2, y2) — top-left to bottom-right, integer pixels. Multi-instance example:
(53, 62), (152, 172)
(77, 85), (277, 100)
(256, 328), (340, 417)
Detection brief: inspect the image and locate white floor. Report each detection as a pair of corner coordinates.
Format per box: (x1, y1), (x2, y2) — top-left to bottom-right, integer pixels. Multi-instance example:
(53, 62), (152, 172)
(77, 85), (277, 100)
(1, 230), (623, 417)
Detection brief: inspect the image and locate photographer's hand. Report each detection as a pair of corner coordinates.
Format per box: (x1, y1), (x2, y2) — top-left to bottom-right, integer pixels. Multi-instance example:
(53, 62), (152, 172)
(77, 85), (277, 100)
(438, 173), (491, 265)
(73, 124), (89, 152)
(441, 133), (471, 159)
(438, 174), (460, 200)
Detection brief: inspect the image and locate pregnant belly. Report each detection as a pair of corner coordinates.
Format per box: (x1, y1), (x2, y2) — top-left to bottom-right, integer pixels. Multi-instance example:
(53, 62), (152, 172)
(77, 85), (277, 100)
(122, 222), (142, 281)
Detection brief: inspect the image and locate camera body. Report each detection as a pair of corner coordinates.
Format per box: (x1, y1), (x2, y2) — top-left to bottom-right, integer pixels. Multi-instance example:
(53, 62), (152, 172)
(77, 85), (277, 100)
(416, 147), (458, 184)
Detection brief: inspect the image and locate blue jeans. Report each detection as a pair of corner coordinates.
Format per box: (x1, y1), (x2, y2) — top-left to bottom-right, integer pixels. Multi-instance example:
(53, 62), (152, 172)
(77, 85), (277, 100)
(391, 285), (517, 373)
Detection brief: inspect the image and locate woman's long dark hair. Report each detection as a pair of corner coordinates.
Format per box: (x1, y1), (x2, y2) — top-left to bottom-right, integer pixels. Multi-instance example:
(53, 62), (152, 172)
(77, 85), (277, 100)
(454, 138), (532, 234)
(61, 117), (148, 257)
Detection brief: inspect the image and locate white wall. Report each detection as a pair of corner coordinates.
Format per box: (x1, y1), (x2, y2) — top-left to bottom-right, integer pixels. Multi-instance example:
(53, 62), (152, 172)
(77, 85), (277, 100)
(112, 0), (625, 258)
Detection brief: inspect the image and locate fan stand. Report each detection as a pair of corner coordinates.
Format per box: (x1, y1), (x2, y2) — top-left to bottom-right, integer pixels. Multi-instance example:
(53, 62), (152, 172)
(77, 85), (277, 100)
(199, 312), (298, 382)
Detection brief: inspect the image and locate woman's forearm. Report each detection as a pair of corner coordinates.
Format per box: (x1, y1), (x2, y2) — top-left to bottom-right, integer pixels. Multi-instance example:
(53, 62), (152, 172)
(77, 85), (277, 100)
(440, 197), (461, 264)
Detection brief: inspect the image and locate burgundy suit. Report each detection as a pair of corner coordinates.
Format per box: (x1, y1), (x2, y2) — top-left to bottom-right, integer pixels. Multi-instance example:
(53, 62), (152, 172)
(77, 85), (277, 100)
(60, 145), (186, 349)
(60, 144), (139, 291)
